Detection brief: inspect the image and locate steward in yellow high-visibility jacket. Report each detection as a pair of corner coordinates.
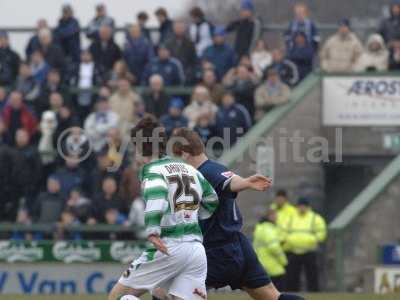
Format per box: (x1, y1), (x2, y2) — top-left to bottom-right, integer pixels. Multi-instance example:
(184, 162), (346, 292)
(253, 209), (287, 290)
(270, 189), (297, 236)
(284, 197), (327, 292)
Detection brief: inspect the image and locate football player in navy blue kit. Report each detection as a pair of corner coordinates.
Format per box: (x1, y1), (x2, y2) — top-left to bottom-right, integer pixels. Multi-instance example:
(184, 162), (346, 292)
(166, 128), (306, 300)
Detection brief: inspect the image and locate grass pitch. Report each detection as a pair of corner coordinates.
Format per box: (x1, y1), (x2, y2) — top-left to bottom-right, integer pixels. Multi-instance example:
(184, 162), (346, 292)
(0, 293), (398, 300)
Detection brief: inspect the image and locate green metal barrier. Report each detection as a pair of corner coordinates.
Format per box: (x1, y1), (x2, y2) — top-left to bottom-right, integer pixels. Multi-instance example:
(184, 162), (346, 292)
(329, 154), (400, 291)
(0, 240), (146, 263)
(0, 223), (142, 234)
(219, 72), (321, 168)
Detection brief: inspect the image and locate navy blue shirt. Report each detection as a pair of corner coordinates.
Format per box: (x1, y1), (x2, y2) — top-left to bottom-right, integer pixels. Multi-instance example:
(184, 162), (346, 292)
(198, 159), (243, 246)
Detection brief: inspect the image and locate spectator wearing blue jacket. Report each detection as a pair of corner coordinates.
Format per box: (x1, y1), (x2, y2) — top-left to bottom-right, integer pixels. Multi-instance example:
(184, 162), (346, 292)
(54, 5), (81, 63)
(25, 19), (48, 60)
(141, 45), (185, 86)
(215, 91), (252, 146)
(378, 1), (400, 44)
(284, 3), (320, 51)
(160, 97), (188, 137)
(53, 158), (86, 198)
(123, 24), (154, 82)
(287, 32), (314, 81)
(203, 27), (237, 79)
(266, 49), (299, 87)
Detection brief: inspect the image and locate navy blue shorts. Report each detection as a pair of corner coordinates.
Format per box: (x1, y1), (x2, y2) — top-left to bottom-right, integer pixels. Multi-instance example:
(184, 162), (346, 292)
(205, 232), (271, 290)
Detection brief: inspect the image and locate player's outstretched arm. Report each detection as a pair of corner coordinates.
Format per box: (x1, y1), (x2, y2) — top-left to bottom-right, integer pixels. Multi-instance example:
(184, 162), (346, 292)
(230, 174), (272, 193)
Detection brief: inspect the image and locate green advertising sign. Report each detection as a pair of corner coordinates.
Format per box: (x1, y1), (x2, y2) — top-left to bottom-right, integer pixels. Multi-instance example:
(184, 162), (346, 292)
(0, 240), (147, 263)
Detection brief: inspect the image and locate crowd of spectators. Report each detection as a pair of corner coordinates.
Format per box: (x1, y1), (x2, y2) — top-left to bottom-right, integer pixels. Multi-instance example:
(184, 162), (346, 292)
(0, 0), (399, 239)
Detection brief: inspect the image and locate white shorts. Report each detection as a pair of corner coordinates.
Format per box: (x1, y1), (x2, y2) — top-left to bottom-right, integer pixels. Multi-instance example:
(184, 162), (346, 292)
(118, 241), (207, 299)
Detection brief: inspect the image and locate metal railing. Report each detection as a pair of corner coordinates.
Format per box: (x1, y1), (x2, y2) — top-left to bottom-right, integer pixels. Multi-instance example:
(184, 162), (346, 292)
(0, 23), (377, 34)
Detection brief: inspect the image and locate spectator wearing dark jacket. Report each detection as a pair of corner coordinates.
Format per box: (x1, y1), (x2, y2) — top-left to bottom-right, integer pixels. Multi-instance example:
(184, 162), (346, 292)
(142, 74), (169, 118)
(389, 39), (400, 70)
(284, 3), (320, 51)
(34, 176), (64, 223)
(123, 24), (154, 81)
(287, 32), (314, 81)
(160, 97), (188, 137)
(0, 31), (21, 86)
(203, 27), (237, 79)
(89, 24), (121, 82)
(137, 11), (152, 43)
(266, 49), (299, 87)
(223, 64), (257, 117)
(13, 128), (42, 212)
(25, 19), (49, 60)
(189, 7), (214, 57)
(215, 91), (252, 146)
(226, 0), (261, 57)
(37, 28), (66, 72)
(54, 5), (81, 64)
(86, 150), (121, 198)
(165, 20), (198, 84)
(155, 7), (173, 45)
(0, 87), (7, 113)
(194, 113), (216, 145)
(38, 69), (69, 115)
(0, 144), (25, 221)
(142, 45), (185, 86)
(53, 158), (85, 198)
(52, 105), (79, 150)
(86, 4), (115, 41)
(2, 91), (38, 146)
(90, 177), (124, 223)
(378, 1), (400, 45)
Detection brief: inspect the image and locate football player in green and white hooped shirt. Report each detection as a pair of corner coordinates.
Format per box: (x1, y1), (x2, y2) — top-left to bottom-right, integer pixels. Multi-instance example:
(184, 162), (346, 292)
(108, 115), (217, 300)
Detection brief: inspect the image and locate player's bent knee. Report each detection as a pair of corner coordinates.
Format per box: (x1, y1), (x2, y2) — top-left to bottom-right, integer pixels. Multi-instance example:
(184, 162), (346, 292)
(108, 283), (137, 300)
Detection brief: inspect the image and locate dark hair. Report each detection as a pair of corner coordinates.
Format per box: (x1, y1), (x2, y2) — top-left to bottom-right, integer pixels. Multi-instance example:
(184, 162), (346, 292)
(190, 6), (204, 19)
(171, 128), (205, 156)
(155, 7), (168, 17)
(276, 189), (287, 197)
(137, 11), (148, 21)
(131, 114), (166, 158)
(222, 90), (235, 99)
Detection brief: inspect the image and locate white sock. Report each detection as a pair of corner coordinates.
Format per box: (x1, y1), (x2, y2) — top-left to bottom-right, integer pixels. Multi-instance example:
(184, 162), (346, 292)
(119, 295), (140, 300)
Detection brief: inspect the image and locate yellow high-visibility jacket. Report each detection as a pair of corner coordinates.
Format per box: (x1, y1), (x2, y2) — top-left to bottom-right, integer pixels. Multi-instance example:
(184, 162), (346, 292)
(253, 222), (288, 277)
(283, 210), (327, 254)
(270, 202), (297, 238)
